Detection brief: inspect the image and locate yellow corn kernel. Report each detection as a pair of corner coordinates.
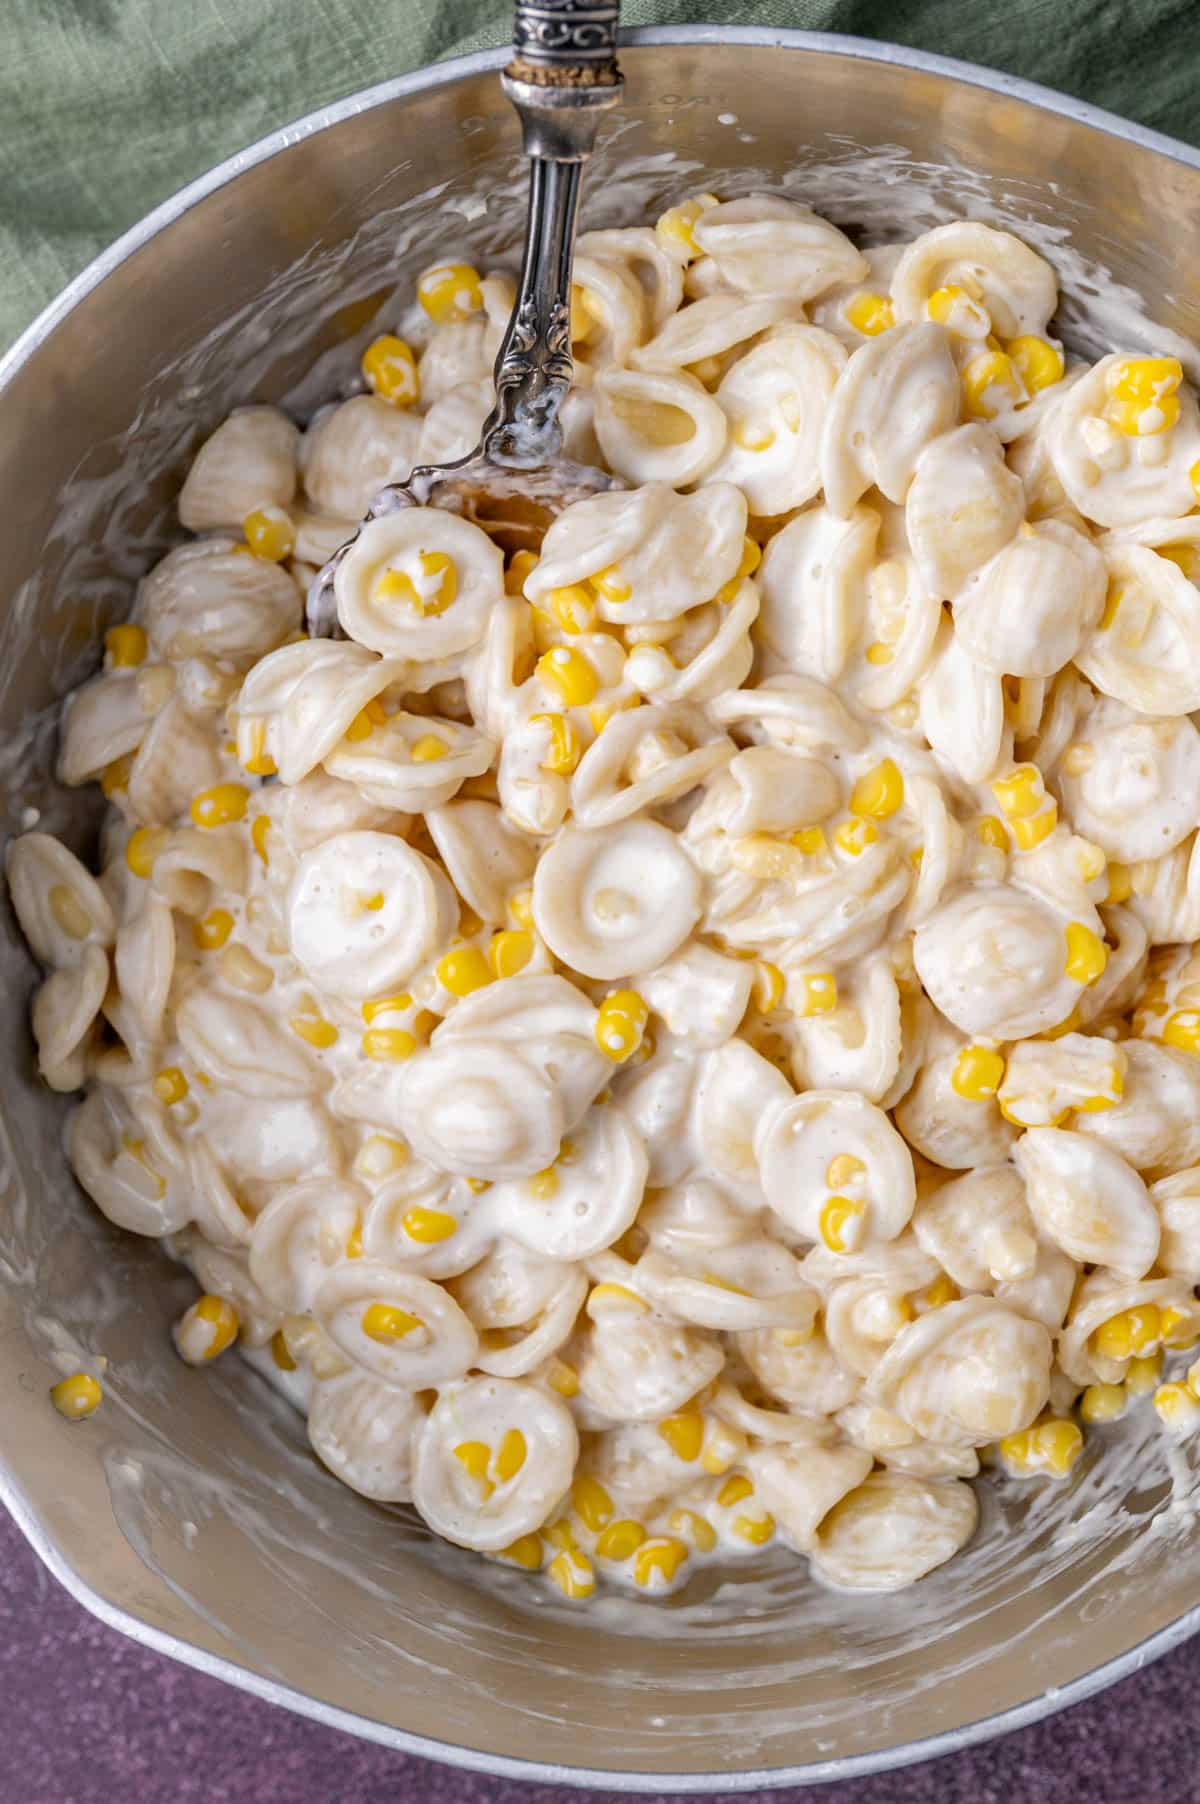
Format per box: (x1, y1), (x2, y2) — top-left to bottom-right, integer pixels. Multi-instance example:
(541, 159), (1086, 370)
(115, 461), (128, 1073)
(572, 1474), (614, 1532)
(547, 1548), (595, 1599)
(1080, 1383), (1126, 1424)
(1160, 1306), (1200, 1350)
(833, 815), (878, 857)
(153, 1066), (189, 1107)
(484, 929), (533, 981)
(498, 1533), (543, 1570)
(397, 1205), (456, 1247)
(820, 1194), (865, 1254)
(453, 1440), (492, 1487)
(536, 645), (599, 707)
(50, 1372), (103, 1420)
(1163, 1009), (1200, 1056)
(508, 888), (534, 931)
(125, 826), (167, 878)
(590, 564), (633, 605)
(180, 1294), (240, 1362)
(668, 1508), (718, 1553)
(101, 752), (134, 797)
(1075, 840), (1107, 886)
(546, 1358), (579, 1399)
(105, 622), (147, 667)
(493, 1427), (526, 1483)
(290, 1012), (339, 1049)
(270, 1329), (297, 1372)
(192, 907), (235, 950)
(343, 1214), (363, 1259)
(633, 1537), (689, 1588)
(1064, 922), (1108, 986)
(593, 1519), (645, 1562)
(658, 1411), (704, 1463)
(1190, 457), (1200, 504)
(587, 1282), (649, 1315)
(437, 946), (492, 998)
(1126, 1351), (1164, 1395)
(361, 994), (413, 1024)
(353, 1134), (407, 1181)
(952, 1044), (1006, 1101)
(1031, 1419), (1084, 1476)
(361, 333), (419, 406)
(850, 757), (904, 819)
(1154, 1381), (1200, 1432)
(1093, 1304), (1161, 1362)
(543, 1520), (577, 1554)
(242, 505), (296, 562)
(991, 763), (1046, 820)
(527, 1166), (559, 1201)
(409, 734), (449, 764)
(732, 1512), (775, 1545)
(700, 1420), (747, 1476)
(790, 825), (828, 855)
(416, 261), (483, 324)
(505, 549), (538, 597)
(531, 711), (582, 776)
(190, 782), (249, 829)
(717, 1473), (754, 1508)
(654, 192), (719, 258)
(1006, 335), (1065, 394)
(923, 1272), (960, 1310)
(1107, 355), (1182, 405)
(865, 641), (894, 665)
(547, 583), (597, 635)
(715, 534), (763, 603)
(594, 988), (649, 1062)
(976, 815), (1009, 853)
(361, 1027), (418, 1061)
(845, 291), (895, 336)
(1104, 861), (1132, 904)
(962, 349), (1021, 419)
(926, 283), (973, 325)
(753, 961), (785, 1013)
(826, 1153), (866, 1190)
(465, 1177), (491, 1195)
(362, 1303), (423, 1342)
(377, 550), (458, 617)
(46, 883), (91, 941)
(1009, 804), (1058, 850)
(798, 971), (838, 1017)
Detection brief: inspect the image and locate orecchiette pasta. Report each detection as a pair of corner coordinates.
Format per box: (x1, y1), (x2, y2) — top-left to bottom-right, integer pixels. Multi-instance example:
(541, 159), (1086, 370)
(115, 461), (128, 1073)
(21, 199), (1200, 1609)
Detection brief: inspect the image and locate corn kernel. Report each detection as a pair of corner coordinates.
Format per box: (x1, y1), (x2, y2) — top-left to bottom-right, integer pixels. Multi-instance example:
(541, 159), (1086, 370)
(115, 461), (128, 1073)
(547, 1358), (579, 1398)
(951, 1044), (1006, 1101)
(531, 711), (582, 776)
(153, 1066), (189, 1106)
(1092, 1304), (1161, 1362)
(865, 641), (894, 665)
(797, 971), (838, 1017)
(353, 1135), (408, 1183)
(410, 734), (450, 763)
(850, 757), (904, 819)
(465, 1177), (491, 1195)
(654, 192), (719, 259)
(498, 1533), (543, 1570)
(377, 550), (457, 617)
(596, 1519), (647, 1562)
(1064, 922), (1108, 986)
(536, 645), (599, 707)
(547, 583), (597, 635)
(437, 946), (492, 998)
(594, 988), (649, 1062)
(590, 564), (633, 605)
(243, 505), (296, 562)
(50, 1370), (103, 1421)
(834, 815), (878, 857)
(493, 1427), (526, 1483)
(190, 782), (249, 829)
(700, 1420), (747, 1476)
(1126, 1352), (1164, 1395)
(587, 1282), (649, 1315)
(361, 333), (419, 406)
(963, 349), (1022, 419)
(101, 752), (134, 797)
(991, 764), (1045, 820)
(732, 1512), (775, 1545)
(270, 1329), (296, 1371)
(361, 994), (413, 1024)
(975, 815), (1008, 853)
(753, 961), (785, 1013)
(1163, 1009), (1200, 1056)
(417, 261), (483, 324)
(480, 929), (532, 982)
(923, 1272), (960, 1310)
(177, 1294), (240, 1363)
(1080, 1383), (1126, 1424)
(667, 1508), (718, 1553)
(527, 1166), (559, 1201)
(362, 1303), (423, 1342)
(395, 1204), (456, 1248)
(508, 888), (534, 931)
(1006, 335), (1065, 393)
(1102, 861), (1131, 905)
(105, 623), (147, 667)
(125, 826), (167, 878)
(572, 1474), (614, 1532)
(547, 1548), (595, 1599)
(362, 1027), (418, 1061)
(633, 1536), (689, 1587)
(1009, 804), (1058, 850)
(453, 1440), (492, 1486)
(717, 1473), (754, 1508)
(845, 291), (895, 336)
(290, 1012), (339, 1049)
(1153, 1382), (1200, 1434)
(926, 283), (976, 326)
(820, 1194), (865, 1254)
(505, 549), (538, 597)
(791, 825), (828, 855)
(1160, 1306), (1200, 1350)
(826, 1153), (866, 1189)
(1031, 1419), (1084, 1476)
(192, 908), (235, 951)
(658, 1412), (704, 1462)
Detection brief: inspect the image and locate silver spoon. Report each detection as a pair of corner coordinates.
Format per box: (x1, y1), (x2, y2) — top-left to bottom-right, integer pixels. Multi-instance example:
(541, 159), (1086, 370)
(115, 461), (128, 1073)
(306, 0), (624, 638)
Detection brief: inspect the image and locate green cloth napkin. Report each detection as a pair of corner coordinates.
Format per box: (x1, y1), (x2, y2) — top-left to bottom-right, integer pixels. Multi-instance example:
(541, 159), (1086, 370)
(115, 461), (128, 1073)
(2, 0), (1198, 353)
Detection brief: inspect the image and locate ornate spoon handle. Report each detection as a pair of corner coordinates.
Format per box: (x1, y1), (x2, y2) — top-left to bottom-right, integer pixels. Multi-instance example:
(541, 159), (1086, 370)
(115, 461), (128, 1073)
(481, 1), (623, 469)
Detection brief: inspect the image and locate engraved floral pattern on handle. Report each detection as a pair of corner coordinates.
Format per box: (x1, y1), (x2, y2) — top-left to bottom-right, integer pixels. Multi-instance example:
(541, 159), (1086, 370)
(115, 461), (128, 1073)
(512, 0), (621, 66)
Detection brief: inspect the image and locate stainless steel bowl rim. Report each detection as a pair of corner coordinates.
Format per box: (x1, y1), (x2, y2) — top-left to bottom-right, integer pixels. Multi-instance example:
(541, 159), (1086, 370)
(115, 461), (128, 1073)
(3, 25), (1198, 1790)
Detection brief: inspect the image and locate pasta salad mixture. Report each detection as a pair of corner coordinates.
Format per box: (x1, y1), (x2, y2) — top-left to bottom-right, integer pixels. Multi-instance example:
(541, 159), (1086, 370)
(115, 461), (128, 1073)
(17, 194), (1200, 1600)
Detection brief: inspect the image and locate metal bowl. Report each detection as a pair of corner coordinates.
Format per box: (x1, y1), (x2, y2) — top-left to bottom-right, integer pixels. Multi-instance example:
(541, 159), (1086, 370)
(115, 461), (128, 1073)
(3, 28), (1200, 1790)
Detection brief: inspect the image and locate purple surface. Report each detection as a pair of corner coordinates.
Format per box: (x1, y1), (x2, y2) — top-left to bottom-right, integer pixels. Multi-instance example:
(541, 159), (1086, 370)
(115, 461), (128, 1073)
(2, 1506), (1197, 1803)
